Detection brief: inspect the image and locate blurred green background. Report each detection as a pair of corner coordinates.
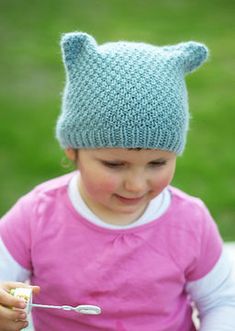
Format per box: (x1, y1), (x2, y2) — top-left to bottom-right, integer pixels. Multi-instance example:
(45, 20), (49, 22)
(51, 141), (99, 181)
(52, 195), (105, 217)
(0, 0), (235, 239)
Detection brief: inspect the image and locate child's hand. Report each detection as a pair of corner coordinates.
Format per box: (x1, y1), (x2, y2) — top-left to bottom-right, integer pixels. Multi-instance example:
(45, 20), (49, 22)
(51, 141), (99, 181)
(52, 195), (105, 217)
(0, 281), (40, 331)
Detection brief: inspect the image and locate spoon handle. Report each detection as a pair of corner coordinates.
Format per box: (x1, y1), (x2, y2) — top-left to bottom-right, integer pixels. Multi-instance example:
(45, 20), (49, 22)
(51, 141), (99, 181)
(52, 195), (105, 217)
(31, 303), (101, 314)
(31, 303), (66, 310)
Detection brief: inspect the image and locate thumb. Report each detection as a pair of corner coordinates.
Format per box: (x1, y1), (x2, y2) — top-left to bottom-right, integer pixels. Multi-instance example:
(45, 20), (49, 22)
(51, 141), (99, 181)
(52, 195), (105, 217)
(3, 281), (40, 294)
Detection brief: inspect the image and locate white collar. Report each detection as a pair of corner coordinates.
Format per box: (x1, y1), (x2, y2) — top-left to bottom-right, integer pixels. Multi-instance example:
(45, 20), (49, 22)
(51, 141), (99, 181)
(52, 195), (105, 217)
(68, 172), (171, 230)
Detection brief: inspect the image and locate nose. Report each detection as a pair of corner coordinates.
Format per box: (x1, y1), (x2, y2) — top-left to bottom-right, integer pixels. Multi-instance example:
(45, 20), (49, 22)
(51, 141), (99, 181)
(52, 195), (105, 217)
(124, 170), (148, 194)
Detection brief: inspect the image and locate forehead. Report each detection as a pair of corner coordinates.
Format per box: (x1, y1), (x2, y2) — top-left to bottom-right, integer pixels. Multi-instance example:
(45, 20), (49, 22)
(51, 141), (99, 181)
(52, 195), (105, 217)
(80, 148), (176, 161)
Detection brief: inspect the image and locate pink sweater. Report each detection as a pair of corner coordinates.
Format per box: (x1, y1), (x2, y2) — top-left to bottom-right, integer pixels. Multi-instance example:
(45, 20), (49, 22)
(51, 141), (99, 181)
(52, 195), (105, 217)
(0, 173), (222, 331)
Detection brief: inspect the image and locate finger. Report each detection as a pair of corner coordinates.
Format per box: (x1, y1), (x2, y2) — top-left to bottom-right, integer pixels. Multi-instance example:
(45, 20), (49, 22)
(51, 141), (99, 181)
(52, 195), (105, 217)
(0, 319), (29, 331)
(3, 282), (40, 295)
(16, 320), (29, 331)
(2, 282), (30, 291)
(0, 289), (26, 310)
(30, 285), (40, 295)
(0, 304), (27, 321)
(17, 320), (29, 330)
(1, 282), (40, 306)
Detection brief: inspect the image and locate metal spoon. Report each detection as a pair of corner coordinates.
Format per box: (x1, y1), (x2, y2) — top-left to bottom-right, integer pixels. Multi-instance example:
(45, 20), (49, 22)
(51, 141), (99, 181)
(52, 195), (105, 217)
(31, 303), (101, 315)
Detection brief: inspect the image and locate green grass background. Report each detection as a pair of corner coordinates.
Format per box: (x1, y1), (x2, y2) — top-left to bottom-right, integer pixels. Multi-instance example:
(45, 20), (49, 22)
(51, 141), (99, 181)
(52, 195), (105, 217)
(1, 0), (235, 240)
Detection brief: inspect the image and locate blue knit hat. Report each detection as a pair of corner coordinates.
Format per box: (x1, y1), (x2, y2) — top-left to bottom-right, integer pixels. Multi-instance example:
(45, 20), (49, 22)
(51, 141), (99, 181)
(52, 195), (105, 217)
(56, 32), (208, 154)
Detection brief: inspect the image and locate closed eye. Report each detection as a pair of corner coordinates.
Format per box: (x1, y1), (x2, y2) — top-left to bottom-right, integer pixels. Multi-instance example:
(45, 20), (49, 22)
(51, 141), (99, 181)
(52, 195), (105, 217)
(100, 159), (167, 169)
(101, 161), (125, 168)
(148, 160), (167, 167)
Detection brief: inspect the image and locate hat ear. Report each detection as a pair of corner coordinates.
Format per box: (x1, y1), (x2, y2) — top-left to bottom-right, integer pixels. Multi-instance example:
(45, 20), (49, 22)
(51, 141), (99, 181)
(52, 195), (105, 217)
(163, 41), (209, 73)
(61, 32), (97, 70)
(178, 41), (209, 73)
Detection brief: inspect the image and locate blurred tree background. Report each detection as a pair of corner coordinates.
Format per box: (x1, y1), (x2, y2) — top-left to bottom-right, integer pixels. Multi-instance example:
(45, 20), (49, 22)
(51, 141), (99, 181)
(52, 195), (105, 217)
(0, 0), (234, 239)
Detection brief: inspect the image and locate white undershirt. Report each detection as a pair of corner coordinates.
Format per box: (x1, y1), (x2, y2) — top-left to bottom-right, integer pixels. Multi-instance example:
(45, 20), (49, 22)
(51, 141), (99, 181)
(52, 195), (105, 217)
(68, 172), (171, 229)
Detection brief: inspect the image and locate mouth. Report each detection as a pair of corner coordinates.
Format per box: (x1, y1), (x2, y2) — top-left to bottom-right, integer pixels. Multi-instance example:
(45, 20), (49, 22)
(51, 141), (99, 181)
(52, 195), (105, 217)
(115, 194), (145, 205)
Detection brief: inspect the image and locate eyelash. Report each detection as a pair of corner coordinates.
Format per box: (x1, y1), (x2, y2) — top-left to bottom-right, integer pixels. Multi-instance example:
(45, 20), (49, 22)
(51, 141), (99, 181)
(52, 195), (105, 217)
(102, 161), (124, 168)
(149, 161), (167, 167)
(102, 161), (167, 168)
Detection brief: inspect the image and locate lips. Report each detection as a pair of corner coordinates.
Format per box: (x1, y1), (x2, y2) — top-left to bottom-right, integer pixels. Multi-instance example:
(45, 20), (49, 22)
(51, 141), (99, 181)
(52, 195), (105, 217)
(115, 194), (145, 205)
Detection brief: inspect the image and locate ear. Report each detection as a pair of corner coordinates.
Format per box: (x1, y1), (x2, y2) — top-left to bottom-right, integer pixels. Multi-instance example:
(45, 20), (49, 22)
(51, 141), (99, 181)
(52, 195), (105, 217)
(60, 32), (97, 70)
(179, 41), (209, 73)
(64, 148), (77, 161)
(163, 41), (209, 74)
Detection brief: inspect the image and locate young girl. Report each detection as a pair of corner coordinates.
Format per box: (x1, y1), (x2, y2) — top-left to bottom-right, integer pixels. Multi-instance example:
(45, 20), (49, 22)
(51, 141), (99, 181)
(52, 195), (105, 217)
(0, 32), (235, 331)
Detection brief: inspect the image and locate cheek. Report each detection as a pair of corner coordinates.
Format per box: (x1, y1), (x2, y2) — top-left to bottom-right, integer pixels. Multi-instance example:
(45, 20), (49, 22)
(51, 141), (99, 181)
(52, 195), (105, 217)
(81, 171), (120, 197)
(151, 167), (175, 193)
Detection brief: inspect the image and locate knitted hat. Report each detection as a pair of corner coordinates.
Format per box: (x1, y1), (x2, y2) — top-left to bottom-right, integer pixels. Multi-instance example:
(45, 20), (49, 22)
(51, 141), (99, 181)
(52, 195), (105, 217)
(56, 32), (208, 154)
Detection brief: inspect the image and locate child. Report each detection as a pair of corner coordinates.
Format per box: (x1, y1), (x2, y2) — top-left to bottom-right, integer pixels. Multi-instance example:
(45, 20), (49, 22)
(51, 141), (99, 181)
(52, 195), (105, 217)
(0, 32), (235, 331)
